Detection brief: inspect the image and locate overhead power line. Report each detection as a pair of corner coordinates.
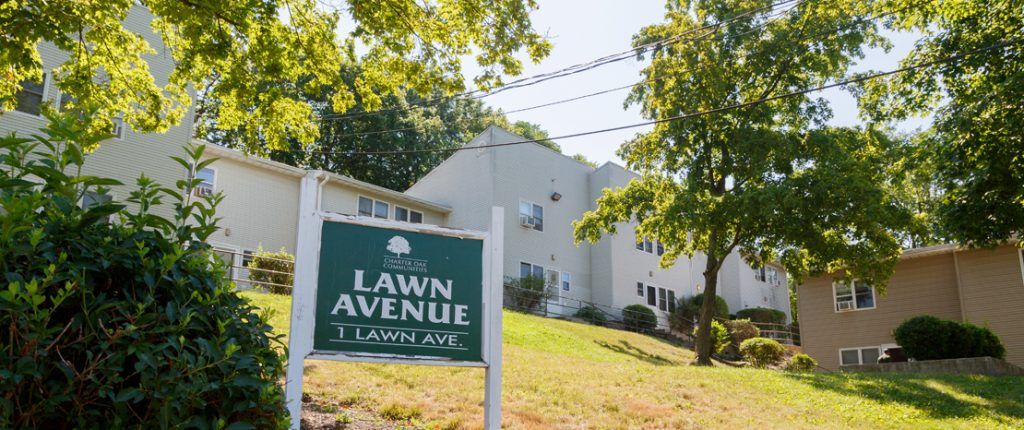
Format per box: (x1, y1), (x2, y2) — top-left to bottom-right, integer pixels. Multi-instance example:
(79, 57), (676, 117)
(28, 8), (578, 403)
(317, 0), (805, 121)
(309, 39), (1020, 156)
(312, 1), (908, 139)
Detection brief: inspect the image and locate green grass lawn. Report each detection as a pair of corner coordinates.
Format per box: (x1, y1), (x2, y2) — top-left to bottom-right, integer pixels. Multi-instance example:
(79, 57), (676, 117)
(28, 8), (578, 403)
(244, 291), (1024, 430)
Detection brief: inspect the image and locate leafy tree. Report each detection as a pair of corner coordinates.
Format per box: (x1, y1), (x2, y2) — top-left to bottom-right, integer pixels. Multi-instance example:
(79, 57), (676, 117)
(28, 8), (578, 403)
(508, 120), (559, 152)
(859, 0), (1023, 247)
(0, 0), (550, 152)
(574, 0), (913, 365)
(572, 153), (599, 168)
(198, 63), (557, 191)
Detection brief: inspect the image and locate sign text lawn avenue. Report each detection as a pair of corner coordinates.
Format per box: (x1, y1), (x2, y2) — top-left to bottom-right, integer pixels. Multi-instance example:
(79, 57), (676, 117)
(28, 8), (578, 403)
(313, 221), (484, 361)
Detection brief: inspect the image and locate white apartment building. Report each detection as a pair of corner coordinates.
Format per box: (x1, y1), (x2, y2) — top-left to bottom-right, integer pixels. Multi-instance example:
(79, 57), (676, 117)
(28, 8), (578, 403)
(2, 6), (790, 323)
(407, 126), (792, 323)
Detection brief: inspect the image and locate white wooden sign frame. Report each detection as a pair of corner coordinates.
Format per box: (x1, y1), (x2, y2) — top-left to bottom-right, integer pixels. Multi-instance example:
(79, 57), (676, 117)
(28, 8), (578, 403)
(284, 171), (504, 430)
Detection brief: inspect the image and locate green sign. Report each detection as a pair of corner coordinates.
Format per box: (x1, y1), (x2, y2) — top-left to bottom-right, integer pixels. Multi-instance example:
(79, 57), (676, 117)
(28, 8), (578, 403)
(313, 221), (484, 361)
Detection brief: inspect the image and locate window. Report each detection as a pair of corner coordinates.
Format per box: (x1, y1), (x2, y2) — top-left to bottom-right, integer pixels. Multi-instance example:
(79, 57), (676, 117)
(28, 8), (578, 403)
(657, 288), (668, 311)
(520, 262), (544, 280)
(518, 200), (543, 231)
(374, 200), (389, 219)
(766, 267), (780, 286)
(667, 290), (676, 312)
(646, 285), (657, 306)
(192, 167), (215, 197)
(754, 267), (766, 282)
(839, 346), (882, 366)
(242, 250), (255, 267)
(656, 242), (665, 256)
(394, 206), (424, 224)
(636, 282), (645, 297)
(15, 74), (47, 115)
(357, 196), (389, 219)
(560, 271), (571, 292)
(833, 279), (876, 312)
(81, 191), (113, 223)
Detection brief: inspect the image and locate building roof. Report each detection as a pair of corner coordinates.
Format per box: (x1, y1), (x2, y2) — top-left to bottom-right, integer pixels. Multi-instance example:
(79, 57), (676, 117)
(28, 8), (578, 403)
(198, 141), (452, 214)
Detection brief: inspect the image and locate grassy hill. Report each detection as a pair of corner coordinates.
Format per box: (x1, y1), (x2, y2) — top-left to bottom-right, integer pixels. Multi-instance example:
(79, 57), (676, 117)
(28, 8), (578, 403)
(244, 292), (1024, 430)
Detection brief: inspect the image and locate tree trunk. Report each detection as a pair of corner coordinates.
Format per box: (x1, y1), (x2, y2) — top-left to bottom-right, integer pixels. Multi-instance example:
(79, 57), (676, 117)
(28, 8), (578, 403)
(693, 252), (721, 366)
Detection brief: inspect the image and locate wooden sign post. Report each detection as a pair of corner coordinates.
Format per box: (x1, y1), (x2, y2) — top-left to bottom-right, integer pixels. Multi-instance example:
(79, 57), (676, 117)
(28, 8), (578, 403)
(284, 171), (503, 429)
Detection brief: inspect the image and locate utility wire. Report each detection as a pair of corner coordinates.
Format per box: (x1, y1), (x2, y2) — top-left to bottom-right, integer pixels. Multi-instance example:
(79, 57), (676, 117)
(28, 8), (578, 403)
(310, 39), (1020, 156)
(314, 1), (904, 138)
(317, 0), (805, 121)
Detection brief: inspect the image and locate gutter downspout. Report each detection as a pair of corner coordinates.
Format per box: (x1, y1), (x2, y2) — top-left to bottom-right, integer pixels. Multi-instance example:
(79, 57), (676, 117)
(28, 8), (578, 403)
(953, 250), (967, 321)
(314, 170), (329, 213)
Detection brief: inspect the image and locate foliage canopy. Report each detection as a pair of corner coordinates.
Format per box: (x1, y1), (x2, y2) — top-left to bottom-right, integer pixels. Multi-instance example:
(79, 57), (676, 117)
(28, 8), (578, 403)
(0, 0), (550, 152)
(0, 113), (287, 428)
(574, 0), (913, 365)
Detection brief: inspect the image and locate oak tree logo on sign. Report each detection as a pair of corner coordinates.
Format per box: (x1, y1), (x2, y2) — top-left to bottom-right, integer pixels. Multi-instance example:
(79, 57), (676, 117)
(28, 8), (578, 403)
(387, 235), (411, 257)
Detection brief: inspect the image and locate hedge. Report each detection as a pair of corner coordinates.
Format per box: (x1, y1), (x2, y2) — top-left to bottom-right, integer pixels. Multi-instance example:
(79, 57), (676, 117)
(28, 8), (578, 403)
(894, 315), (1005, 361)
(735, 307), (787, 324)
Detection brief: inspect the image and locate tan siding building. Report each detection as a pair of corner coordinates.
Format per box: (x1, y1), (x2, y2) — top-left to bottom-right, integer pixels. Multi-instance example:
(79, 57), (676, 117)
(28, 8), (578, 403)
(798, 244), (1024, 370)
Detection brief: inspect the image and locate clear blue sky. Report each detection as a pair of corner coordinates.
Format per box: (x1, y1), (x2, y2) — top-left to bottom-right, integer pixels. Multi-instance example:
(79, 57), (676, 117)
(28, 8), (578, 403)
(459, 0), (929, 165)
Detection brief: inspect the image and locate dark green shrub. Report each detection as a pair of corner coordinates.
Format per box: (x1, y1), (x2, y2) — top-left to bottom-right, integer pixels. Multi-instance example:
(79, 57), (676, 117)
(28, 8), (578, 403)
(740, 337), (787, 368)
(504, 275), (551, 310)
(724, 319), (760, 349)
(249, 246), (295, 294)
(894, 315), (1006, 360)
(669, 293), (729, 331)
(0, 115), (288, 428)
(623, 304), (658, 333)
(575, 304), (608, 326)
(693, 320), (730, 354)
(735, 307), (787, 324)
(785, 353), (818, 372)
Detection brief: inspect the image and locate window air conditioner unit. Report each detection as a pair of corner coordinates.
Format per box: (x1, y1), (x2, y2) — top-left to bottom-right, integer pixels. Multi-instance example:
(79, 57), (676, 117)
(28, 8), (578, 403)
(836, 301), (853, 311)
(193, 185), (214, 198)
(519, 214), (535, 228)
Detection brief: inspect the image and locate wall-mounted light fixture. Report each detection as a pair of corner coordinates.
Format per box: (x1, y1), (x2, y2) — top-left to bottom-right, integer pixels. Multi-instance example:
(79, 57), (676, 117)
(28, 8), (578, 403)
(550, 192), (562, 201)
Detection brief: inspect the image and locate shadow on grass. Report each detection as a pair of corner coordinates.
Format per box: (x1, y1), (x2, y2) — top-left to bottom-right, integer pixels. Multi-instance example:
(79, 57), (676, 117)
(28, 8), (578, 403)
(595, 340), (678, 365)
(785, 371), (1024, 424)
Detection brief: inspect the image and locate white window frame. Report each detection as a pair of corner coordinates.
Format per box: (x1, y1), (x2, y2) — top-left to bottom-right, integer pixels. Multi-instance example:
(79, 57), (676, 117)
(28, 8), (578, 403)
(832, 279), (876, 312)
(636, 281), (645, 297)
(635, 237), (662, 256)
(838, 346), (882, 366)
(519, 261), (545, 280)
(12, 71), (50, 118)
(193, 166), (216, 197)
(357, 195), (390, 219)
(393, 205), (424, 224)
(518, 199), (543, 232)
(754, 266), (766, 282)
(766, 266), (780, 286)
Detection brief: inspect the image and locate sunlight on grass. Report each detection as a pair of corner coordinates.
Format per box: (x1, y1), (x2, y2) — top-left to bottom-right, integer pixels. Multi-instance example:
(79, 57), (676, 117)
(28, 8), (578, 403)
(242, 291), (1024, 430)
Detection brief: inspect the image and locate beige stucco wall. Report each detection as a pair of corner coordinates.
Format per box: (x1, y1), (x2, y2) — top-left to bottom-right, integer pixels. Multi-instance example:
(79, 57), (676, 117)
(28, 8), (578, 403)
(957, 246), (1024, 367)
(798, 252), (963, 370)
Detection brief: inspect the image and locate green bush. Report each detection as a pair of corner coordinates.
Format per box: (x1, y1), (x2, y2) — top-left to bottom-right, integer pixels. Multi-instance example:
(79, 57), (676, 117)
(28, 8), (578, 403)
(504, 275), (551, 311)
(724, 319), (761, 349)
(623, 304), (658, 333)
(894, 315), (1005, 360)
(785, 353), (818, 372)
(693, 320), (730, 354)
(248, 246), (295, 294)
(669, 293), (729, 332)
(735, 307), (787, 324)
(0, 115), (288, 428)
(575, 304), (608, 326)
(740, 337), (787, 368)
